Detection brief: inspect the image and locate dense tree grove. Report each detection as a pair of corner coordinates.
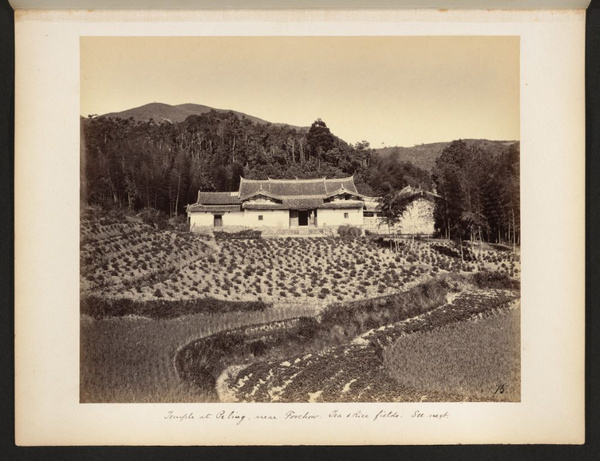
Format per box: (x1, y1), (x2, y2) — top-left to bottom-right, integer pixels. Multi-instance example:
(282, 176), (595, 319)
(82, 113), (379, 214)
(81, 110), (519, 246)
(81, 111), (433, 214)
(432, 140), (520, 246)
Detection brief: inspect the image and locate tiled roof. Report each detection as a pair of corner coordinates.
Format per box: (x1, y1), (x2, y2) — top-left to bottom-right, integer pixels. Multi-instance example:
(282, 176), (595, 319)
(196, 191), (241, 205)
(243, 197), (325, 210)
(398, 186), (441, 200)
(238, 176), (359, 198)
(284, 197), (326, 209)
(242, 203), (291, 210)
(242, 199), (364, 210)
(323, 177), (360, 195)
(238, 189), (284, 202)
(324, 186), (364, 199)
(187, 204), (241, 212)
(318, 200), (364, 209)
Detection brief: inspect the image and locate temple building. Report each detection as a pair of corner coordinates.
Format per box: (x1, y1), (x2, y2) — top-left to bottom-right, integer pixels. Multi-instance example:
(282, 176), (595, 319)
(186, 176), (437, 236)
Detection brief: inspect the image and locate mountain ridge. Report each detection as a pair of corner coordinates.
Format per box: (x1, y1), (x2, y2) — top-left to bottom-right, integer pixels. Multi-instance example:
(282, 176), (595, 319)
(96, 102), (308, 130)
(374, 139), (519, 171)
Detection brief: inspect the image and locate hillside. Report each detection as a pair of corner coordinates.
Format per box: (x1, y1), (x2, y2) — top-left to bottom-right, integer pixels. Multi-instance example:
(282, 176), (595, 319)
(80, 209), (520, 403)
(99, 102), (306, 129)
(375, 139), (519, 171)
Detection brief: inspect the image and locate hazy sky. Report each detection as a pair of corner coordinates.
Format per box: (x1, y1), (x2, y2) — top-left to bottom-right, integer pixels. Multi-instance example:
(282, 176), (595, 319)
(81, 36), (519, 147)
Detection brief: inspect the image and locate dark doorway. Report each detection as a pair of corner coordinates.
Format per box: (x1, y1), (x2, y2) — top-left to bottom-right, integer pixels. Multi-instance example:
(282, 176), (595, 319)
(214, 214), (223, 227)
(298, 210), (309, 226)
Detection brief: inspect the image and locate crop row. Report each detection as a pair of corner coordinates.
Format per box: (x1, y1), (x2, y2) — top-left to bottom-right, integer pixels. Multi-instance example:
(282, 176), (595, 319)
(81, 227), (212, 292)
(92, 236), (518, 306)
(226, 288), (519, 402)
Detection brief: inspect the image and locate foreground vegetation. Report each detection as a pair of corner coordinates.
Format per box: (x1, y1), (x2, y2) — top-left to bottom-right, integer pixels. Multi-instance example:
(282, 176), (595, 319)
(80, 304), (316, 403)
(80, 209), (520, 403)
(186, 276), (519, 402)
(81, 207), (518, 308)
(385, 306), (520, 401)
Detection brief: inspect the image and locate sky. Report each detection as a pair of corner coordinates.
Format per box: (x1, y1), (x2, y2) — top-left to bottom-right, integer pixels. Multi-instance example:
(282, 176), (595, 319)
(81, 36), (519, 148)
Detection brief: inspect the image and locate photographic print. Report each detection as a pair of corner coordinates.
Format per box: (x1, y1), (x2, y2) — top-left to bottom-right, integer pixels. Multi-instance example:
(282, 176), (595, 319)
(79, 36), (521, 404)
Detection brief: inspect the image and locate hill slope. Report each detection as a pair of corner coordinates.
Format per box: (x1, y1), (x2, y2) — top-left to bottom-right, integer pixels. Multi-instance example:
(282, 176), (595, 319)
(376, 139), (519, 171)
(99, 102), (305, 129)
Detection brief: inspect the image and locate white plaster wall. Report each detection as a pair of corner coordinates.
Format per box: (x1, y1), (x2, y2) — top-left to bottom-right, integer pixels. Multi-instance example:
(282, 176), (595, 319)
(364, 215), (386, 232)
(318, 208), (363, 227)
(188, 211), (246, 229)
(245, 209), (288, 228)
(188, 211), (214, 229)
(367, 199), (435, 235)
(222, 212), (246, 227)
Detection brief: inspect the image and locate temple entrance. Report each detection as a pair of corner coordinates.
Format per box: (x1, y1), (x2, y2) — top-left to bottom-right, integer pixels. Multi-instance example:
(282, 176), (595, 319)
(298, 210), (309, 226)
(213, 214), (223, 227)
(289, 209), (317, 227)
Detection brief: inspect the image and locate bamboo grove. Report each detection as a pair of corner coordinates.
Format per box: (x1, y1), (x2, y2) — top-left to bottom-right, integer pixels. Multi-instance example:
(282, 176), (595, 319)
(81, 110), (519, 246)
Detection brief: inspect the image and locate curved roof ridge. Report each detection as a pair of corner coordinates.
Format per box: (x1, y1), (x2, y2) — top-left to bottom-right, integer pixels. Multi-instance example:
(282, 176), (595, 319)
(239, 189), (284, 201)
(265, 177), (327, 183)
(239, 175), (354, 183)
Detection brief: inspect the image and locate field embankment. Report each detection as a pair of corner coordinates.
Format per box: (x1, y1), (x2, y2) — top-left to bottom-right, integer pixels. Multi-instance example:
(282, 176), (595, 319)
(80, 208), (520, 403)
(177, 274), (519, 403)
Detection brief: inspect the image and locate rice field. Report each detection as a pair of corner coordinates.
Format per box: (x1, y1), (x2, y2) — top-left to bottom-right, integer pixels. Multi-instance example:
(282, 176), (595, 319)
(384, 305), (521, 401)
(80, 304), (317, 403)
(217, 289), (519, 403)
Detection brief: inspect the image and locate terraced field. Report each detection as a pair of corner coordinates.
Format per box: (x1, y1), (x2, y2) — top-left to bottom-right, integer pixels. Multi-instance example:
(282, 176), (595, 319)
(82, 210), (518, 305)
(215, 289), (519, 402)
(80, 208), (520, 403)
(80, 304), (316, 403)
(80, 211), (213, 295)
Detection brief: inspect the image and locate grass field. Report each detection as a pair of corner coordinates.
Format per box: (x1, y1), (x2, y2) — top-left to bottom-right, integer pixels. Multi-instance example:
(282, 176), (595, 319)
(384, 306), (520, 401)
(80, 304), (316, 402)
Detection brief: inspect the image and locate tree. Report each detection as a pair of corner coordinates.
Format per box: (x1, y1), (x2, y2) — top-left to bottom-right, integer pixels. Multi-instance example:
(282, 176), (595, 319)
(378, 188), (413, 252)
(306, 119), (336, 161)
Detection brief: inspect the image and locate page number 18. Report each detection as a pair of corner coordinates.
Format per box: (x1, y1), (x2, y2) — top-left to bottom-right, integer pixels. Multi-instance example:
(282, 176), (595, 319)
(494, 384), (506, 395)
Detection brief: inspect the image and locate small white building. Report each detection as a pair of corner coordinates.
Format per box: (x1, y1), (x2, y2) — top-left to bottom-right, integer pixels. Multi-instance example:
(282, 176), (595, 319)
(186, 177), (437, 235)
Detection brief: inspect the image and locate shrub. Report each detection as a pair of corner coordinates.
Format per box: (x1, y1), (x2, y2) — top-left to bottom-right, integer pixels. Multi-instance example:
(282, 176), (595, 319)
(138, 207), (169, 230)
(471, 271), (520, 290)
(337, 225), (362, 239)
(249, 340), (268, 357)
(296, 316), (320, 341)
(214, 229), (262, 240)
(80, 295), (270, 319)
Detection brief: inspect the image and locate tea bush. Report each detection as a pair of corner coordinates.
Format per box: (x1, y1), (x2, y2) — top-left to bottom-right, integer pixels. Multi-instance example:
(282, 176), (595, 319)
(337, 225), (362, 239)
(214, 229), (262, 240)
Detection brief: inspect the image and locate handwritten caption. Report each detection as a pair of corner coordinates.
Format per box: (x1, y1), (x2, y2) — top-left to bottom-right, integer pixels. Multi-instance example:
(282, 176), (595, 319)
(163, 409), (450, 425)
